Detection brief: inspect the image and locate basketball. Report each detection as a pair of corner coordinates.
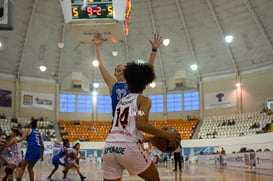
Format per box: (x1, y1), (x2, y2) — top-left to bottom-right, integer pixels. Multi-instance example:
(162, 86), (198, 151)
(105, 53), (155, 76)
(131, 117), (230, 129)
(151, 127), (181, 153)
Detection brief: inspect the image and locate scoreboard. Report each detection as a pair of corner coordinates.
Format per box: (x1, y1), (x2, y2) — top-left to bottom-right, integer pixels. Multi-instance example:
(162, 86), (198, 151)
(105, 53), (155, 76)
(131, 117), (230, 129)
(59, 0), (131, 43)
(0, 0), (14, 30)
(71, 0), (113, 19)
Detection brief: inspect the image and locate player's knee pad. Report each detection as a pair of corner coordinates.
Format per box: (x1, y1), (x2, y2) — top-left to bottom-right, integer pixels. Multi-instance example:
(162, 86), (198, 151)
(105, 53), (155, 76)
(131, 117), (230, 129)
(5, 167), (13, 175)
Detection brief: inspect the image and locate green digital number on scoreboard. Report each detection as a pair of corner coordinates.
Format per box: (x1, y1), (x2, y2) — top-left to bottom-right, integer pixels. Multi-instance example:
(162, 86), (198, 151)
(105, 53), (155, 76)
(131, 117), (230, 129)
(71, 0), (113, 19)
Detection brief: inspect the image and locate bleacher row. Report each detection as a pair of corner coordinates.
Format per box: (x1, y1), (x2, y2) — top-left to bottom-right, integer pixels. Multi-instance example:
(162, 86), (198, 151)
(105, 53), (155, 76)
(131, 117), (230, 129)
(0, 117), (57, 141)
(198, 112), (273, 139)
(1, 111), (272, 143)
(59, 119), (199, 142)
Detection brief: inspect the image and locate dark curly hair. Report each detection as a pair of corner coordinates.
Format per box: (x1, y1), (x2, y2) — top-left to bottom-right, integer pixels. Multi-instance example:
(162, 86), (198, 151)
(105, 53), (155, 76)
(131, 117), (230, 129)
(124, 61), (155, 93)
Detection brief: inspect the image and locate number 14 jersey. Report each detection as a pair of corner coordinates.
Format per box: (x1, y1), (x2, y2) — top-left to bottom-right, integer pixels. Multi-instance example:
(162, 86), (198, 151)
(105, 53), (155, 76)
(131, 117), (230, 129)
(106, 93), (144, 143)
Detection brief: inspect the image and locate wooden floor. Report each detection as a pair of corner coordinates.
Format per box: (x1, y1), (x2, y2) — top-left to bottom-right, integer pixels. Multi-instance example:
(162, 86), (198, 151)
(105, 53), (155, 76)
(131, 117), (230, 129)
(1, 162), (273, 181)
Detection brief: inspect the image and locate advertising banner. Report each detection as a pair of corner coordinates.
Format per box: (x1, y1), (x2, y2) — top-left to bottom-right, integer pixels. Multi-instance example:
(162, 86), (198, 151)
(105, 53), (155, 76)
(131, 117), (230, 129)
(44, 141), (54, 155)
(21, 91), (54, 110)
(0, 89), (12, 107)
(255, 151), (273, 169)
(205, 90), (236, 110)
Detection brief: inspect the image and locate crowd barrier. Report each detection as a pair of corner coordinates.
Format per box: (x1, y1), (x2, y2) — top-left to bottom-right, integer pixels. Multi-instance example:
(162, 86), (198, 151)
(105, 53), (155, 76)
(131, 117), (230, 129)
(198, 151), (273, 170)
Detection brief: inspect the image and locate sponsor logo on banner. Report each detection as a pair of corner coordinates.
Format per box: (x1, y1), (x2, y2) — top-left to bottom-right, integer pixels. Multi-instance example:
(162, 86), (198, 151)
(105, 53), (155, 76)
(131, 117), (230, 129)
(204, 90), (236, 110)
(23, 95), (33, 105)
(21, 91), (54, 110)
(255, 151), (273, 169)
(44, 141), (54, 155)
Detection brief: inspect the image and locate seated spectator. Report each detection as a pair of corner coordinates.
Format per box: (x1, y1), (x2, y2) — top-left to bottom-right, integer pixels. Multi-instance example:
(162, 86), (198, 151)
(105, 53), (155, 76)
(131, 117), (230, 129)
(231, 120), (236, 125)
(262, 123), (271, 133)
(256, 149), (262, 152)
(11, 117), (16, 123)
(212, 129), (217, 138)
(250, 122), (260, 129)
(264, 148), (270, 152)
(267, 108), (272, 115)
(222, 120), (227, 126)
(227, 120), (232, 126)
(39, 116), (44, 121)
(0, 113), (6, 119)
(220, 148), (226, 155)
(206, 130), (211, 138)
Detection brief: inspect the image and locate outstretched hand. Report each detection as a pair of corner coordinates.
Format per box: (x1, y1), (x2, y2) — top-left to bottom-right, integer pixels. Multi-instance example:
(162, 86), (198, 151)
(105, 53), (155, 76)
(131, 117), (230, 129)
(93, 33), (106, 46)
(149, 34), (163, 49)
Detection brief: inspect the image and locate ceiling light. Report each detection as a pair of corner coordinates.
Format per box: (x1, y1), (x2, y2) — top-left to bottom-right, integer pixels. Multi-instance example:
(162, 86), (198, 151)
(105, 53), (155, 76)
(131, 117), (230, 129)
(236, 82), (241, 87)
(191, 64), (198, 71)
(150, 82), (156, 88)
(112, 50), (118, 56)
(92, 90), (97, 96)
(163, 39), (170, 46)
(39, 65), (47, 72)
(58, 42), (64, 49)
(93, 82), (99, 88)
(92, 60), (99, 67)
(0, 42), (2, 48)
(225, 35), (233, 43)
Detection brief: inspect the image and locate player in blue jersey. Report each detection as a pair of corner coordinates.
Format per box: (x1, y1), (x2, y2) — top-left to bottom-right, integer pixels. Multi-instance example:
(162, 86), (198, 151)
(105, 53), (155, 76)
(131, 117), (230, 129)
(94, 33), (162, 117)
(16, 119), (44, 181)
(47, 139), (70, 181)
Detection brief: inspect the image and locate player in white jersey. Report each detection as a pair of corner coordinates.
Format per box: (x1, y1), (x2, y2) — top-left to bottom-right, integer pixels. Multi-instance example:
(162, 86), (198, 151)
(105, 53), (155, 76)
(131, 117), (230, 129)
(1, 129), (22, 181)
(63, 143), (86, 181)
(103, 61), (181, 181)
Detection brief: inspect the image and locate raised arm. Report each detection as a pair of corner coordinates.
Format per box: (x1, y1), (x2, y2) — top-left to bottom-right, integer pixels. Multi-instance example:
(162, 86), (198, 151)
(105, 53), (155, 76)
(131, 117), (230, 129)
(148, 34), (163, 66)
(93, 33), (116, 93)
(136, 95), (180, 145)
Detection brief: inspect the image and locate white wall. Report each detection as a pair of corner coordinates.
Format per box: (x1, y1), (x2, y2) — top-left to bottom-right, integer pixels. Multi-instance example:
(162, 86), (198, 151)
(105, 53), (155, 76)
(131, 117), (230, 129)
(69, 132), (273, 154)
(0, 68), (273, 122)
(181, 132), (273, 154)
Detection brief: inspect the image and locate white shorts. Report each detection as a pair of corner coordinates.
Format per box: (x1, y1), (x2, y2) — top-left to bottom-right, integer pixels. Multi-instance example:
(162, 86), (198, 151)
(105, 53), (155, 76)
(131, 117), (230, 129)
(103, 142), (152, 180)
(8, 155), (22, 167)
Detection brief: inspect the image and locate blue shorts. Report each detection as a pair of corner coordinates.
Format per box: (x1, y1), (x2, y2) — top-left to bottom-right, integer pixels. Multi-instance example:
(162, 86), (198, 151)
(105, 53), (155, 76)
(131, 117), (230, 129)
(52, 156), (65, 167)
(25, 147), (42, 162)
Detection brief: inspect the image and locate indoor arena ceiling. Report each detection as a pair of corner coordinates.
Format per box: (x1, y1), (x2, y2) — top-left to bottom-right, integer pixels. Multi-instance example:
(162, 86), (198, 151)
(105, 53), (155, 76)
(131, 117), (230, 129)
(0, 0), (273, 87)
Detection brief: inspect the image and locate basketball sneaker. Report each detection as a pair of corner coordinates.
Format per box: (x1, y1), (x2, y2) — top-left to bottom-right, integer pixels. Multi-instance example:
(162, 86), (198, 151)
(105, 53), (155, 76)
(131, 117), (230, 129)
(80, 175), (86, 181)
(63, 177), (70, 181)
(47, 176), (53, 181)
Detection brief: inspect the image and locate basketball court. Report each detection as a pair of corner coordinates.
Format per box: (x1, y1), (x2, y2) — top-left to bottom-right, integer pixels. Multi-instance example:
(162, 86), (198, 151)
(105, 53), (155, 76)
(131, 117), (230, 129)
(1, 0), (273, 180)
(1, 161), (273, 181)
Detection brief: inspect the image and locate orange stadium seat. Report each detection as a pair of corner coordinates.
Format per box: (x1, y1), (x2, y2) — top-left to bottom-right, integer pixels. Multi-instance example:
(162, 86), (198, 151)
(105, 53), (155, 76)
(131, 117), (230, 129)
(59, 119), (198, 142)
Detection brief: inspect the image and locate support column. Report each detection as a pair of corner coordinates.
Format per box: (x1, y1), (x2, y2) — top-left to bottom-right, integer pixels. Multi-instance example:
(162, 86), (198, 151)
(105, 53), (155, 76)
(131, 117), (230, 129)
(14, 78), (20, 118)
(199, 80), (204, 119)
(55, 83), (60, 122)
